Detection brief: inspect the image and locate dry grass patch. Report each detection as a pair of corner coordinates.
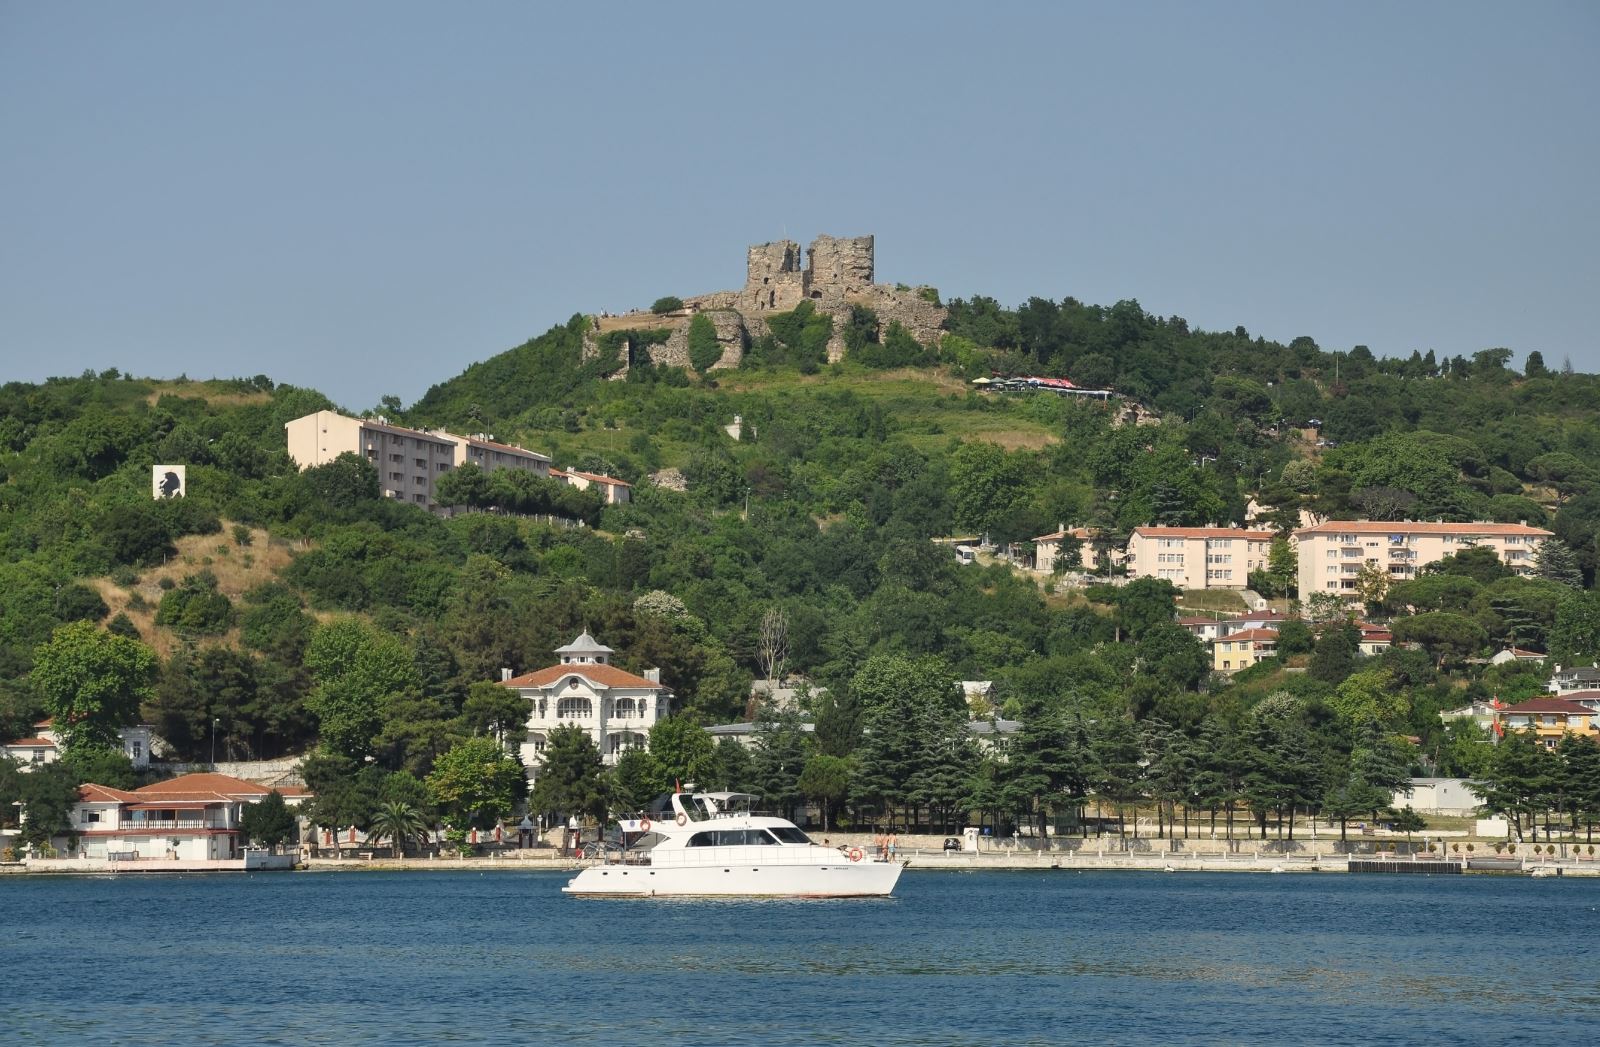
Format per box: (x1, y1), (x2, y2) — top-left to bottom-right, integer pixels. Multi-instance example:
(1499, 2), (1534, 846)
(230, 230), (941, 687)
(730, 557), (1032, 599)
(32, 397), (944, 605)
(595, 312), (684, 335)
(143, 381), (273, 407)
(90, 523), (299, 658)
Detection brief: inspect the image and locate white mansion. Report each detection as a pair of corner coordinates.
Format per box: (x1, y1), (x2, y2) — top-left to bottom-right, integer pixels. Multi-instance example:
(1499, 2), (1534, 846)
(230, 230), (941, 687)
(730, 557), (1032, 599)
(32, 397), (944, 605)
(501, 633), (671, 776)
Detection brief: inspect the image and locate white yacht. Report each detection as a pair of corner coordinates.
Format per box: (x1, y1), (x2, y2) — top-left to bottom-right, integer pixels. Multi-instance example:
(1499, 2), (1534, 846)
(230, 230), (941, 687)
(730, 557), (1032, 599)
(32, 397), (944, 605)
(562, 791), (904, 898)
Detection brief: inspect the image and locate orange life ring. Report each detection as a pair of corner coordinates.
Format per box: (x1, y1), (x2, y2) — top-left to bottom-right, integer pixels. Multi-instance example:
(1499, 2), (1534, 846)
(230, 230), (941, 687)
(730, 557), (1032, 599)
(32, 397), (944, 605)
(639, 818), (652, 833)
(848, 847), (863, 863)
(675, 813), (688, 826)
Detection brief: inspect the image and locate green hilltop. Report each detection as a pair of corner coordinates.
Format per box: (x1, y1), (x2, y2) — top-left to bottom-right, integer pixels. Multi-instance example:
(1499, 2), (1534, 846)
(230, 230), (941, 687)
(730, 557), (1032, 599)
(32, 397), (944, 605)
(4, 289), (1600, 845)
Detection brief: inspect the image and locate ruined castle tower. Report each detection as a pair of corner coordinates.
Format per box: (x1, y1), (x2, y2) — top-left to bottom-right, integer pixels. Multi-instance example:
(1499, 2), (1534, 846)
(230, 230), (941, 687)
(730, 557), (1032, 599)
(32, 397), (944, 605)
(806, 234), (874, 293)
(591, 233), (945, 374)
(744, 240), (809, 311)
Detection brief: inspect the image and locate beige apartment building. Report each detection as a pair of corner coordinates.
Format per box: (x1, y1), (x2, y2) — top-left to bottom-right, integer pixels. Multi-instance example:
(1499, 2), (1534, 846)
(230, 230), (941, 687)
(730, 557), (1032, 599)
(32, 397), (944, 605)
(1292, 520), (1552, 602)
(1032, 526), (1122, 574)
(284, 410), (551, 512)
(1124, 526), (1274, 590)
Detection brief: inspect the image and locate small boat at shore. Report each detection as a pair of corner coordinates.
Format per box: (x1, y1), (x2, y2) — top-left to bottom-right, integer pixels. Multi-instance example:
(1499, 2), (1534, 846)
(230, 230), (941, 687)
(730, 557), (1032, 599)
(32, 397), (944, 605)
(562, 791), (904, 898)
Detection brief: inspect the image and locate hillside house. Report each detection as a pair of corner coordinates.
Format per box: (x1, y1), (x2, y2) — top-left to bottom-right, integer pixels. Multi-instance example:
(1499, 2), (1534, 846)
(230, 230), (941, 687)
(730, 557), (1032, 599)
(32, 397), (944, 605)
(1212, 628), (1279, 674)
(1497, 697), (1599, 749)
(2, 719), (153, 772)
(1549, 665), (1600, 695)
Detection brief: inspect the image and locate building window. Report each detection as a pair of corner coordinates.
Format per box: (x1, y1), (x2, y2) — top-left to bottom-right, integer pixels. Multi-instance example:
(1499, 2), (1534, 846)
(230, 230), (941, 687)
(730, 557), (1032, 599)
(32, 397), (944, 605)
(557, 697), (593, 720)
(131, 741), (142, 759)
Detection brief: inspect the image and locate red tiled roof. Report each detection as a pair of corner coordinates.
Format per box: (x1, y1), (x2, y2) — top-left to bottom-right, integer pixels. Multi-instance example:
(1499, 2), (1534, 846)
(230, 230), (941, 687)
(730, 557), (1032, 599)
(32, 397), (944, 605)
(1362, 632), (1394, 644)
(1501, 697), (1594, 715)
(132, 773), (274, 803)
(1295, 520), (1552, 537)
(1178, 616), (1222, 626)
(34, 718), (55, 728)
(4, 737), (56, 748)
(1222, 628), (1279, 642)
(78, 784), (141, 804)
(502, 663), (666, 690)
(1133, 526), (1274, 540)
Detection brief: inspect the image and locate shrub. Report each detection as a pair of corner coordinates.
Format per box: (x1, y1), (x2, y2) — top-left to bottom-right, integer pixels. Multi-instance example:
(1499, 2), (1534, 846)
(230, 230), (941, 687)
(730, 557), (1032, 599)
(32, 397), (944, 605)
(688, 314), (721, 373)
(650, 296), (684, 315)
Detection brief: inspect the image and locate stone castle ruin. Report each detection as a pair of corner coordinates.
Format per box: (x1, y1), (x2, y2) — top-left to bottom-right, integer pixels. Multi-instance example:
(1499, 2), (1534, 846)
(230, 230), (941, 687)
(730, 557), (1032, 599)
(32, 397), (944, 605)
(585, 234), (947, 375)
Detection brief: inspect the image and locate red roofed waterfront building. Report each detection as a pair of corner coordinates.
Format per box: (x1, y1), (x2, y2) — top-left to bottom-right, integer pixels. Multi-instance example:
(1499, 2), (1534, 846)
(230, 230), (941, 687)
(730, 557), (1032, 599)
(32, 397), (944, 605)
(67, 773), (309, 865)
(500, 632), (670, 776)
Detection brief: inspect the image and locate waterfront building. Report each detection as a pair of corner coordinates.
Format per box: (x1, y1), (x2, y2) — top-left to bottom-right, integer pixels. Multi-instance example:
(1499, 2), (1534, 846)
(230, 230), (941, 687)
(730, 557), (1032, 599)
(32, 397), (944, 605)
(69, 773), (310, 862)
(1390, 777), (1481, 817)
(500, 632), (670, 776)
(1292, 520), (1552, 604)
(1124, 526), (1274, 590)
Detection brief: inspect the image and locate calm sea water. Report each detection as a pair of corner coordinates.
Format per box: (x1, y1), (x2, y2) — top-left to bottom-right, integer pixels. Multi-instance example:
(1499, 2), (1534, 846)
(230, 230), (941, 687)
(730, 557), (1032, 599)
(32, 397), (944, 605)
(4, 869), (1597, 1045)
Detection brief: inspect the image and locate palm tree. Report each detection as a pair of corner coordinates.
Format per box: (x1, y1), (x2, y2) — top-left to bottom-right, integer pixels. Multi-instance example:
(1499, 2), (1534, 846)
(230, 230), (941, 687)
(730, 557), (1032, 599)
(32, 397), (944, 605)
(368, 801), (427, 859)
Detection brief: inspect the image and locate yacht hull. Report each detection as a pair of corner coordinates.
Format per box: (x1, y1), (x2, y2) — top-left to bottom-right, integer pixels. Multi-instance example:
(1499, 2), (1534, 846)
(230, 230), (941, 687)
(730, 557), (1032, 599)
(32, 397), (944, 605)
(562, 858), (903, 898)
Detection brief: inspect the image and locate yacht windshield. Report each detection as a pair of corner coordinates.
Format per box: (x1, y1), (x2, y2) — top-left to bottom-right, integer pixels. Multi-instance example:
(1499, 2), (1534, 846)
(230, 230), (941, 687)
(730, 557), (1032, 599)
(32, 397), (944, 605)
(770, 826), (811, 844)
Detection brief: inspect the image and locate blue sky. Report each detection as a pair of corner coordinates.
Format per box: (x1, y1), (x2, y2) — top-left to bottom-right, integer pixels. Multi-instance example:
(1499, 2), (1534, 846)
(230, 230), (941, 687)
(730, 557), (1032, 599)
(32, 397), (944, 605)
(3, 1), (1596, 410)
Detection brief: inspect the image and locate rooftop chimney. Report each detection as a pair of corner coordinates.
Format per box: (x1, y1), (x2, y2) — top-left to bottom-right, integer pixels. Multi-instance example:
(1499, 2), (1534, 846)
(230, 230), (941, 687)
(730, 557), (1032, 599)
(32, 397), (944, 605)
(500, 667), (513, 682)
(644, 668), (661, 684)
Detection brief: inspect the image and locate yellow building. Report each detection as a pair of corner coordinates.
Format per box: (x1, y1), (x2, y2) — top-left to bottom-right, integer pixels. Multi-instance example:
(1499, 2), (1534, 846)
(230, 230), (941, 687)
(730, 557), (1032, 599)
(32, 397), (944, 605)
(1497, 697), (1600, 750)
(1212, 628), (1278, 674)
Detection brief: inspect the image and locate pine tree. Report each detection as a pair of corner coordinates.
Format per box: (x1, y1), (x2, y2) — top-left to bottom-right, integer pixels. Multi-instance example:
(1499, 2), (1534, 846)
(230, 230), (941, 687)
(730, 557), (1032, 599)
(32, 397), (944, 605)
(1535, 538), (1584, 589)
